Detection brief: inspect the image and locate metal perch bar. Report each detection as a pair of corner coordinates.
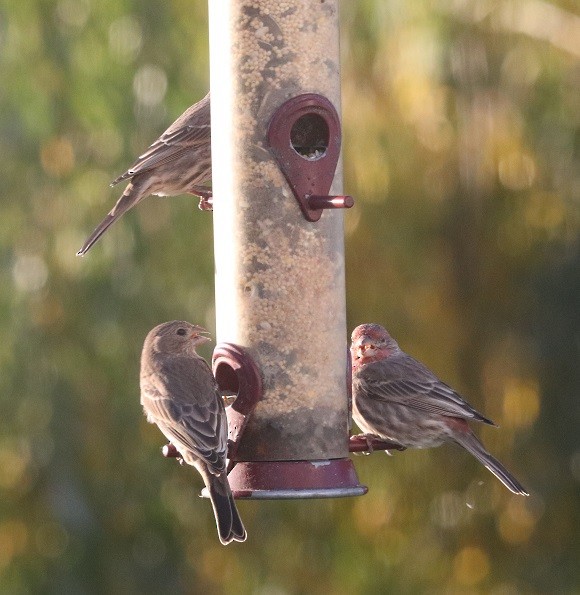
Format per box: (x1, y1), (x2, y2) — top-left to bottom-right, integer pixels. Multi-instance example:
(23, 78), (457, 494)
(163, 435), (406, 460)
(348, 435), (407, 453)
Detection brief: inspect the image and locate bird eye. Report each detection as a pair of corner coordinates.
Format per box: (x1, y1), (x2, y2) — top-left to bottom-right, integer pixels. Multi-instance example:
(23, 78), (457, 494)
(176, 328), (187, 336)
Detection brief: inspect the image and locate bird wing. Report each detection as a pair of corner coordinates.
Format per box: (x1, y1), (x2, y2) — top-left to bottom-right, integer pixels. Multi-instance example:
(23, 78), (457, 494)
(359, 355), (494, 424)
(141, 355), (228, 473)
(111, 95), (211, 185)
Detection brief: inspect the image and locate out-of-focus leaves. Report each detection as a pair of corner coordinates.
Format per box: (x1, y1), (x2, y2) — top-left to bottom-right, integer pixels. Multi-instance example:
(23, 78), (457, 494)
(0, 0), (578, 593)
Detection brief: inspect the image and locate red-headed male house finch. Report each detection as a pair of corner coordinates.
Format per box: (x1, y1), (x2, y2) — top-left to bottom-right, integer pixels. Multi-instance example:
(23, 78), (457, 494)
(351, 323), (528, 495)
(140, 321), (246, 544)
(77, 93), (211, 256)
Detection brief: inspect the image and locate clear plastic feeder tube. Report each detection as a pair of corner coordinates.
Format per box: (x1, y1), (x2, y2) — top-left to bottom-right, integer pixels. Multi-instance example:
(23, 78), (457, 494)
(209, 0), (348, 463)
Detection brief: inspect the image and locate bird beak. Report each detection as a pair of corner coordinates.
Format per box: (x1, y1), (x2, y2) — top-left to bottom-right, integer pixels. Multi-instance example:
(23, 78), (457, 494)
(190, 326), (212, 346)
(357, 337), (376, 357)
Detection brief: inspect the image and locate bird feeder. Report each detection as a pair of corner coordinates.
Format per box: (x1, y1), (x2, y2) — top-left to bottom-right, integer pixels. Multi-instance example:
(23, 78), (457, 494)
(205, 0), (364, 498)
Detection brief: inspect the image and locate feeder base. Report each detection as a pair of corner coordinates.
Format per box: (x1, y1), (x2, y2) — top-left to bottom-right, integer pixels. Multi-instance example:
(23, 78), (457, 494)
(222, 458), (367, 499)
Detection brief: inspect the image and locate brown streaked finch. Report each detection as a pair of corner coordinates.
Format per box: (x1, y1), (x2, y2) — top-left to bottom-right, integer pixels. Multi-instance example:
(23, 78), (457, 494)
(140, 320), (246, 545)
(351, 323), (528, 496)
(77, 93), (211, 256)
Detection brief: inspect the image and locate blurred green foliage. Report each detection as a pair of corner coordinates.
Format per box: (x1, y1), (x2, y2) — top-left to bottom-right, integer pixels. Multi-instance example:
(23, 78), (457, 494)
(0, 0), (579, 593)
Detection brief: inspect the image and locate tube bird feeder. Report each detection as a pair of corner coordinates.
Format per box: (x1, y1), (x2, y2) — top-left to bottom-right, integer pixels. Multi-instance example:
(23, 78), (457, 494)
(208, 0), (364, 498)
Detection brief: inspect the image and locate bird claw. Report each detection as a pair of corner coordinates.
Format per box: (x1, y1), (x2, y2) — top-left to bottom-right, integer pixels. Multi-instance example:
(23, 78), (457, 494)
(364, 435), (375, 453)
(162, 442), (185, 464)
(198, 196), (213, 211)
(194, 189), (213, 211)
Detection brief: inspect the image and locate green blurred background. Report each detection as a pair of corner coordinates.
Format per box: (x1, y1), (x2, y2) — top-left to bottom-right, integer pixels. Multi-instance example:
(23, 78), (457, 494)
(1, 1), (579, 593)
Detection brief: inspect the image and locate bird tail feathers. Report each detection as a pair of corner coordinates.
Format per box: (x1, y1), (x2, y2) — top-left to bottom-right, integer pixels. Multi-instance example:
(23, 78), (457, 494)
(205, 472), (247, 545)
(77, 182), (146, 255)
(453, 430), (528, 496)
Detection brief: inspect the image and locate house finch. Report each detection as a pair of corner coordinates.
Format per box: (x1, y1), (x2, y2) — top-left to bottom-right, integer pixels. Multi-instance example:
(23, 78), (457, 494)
(140, 320), (246, 544)
(77, 93), (211, 256)
(351, 323), (528, 495)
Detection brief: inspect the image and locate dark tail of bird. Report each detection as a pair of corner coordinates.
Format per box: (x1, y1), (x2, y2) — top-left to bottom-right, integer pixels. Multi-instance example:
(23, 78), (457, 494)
(453, 430), (529, 496)
(206, 472), (247, 545)
(77, 181), (146, 256)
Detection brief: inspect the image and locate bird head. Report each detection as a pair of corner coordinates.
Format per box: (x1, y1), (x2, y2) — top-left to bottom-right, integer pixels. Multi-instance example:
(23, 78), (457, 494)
(350, 323), (399, 368)
(146, 320), (211, 357)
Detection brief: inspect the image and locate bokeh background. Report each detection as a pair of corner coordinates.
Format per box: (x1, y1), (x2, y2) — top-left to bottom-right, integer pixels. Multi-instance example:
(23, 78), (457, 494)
(1, 1), (579, 593)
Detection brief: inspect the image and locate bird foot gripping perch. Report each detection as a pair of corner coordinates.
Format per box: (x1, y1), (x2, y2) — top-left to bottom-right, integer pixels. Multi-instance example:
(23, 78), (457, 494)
(195, 189), (213, 211)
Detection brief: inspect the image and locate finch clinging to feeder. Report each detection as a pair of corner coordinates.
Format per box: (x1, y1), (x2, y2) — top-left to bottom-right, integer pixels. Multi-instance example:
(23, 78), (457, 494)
(351, 323), (528, 496)
(77, 93), (211, 255)
(140, 320), (246, 545)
